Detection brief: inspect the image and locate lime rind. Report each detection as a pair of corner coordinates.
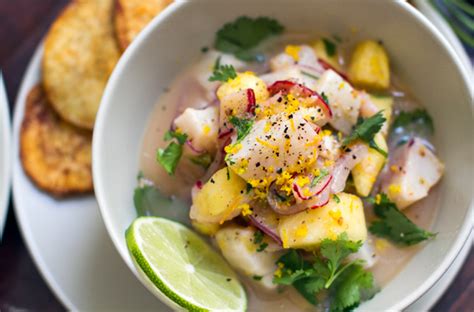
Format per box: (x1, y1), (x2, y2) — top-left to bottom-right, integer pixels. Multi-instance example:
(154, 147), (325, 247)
(126, 217), (247, 311)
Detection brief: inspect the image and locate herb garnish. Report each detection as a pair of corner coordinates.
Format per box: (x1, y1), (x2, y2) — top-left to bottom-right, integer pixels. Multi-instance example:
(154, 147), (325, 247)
(215, 16), (284, 61)
(310, 169), (329, 187)
(301, 70), (319, 80)
(322, 38), (337, 56)
(273, 233), (375, 310)
(343, 111), (387, 157)
(229, 116), (254, 142)
(369, 193), (436, 245)
(392, 109), (434, 134)
(321, 92), (330, 105)
(156, 130), (188, 175)
(190, 153), (213, 169)
(253, 230), (268, 252)
(209, 57), (238, 82)
(333, 194), (341, 203)
(253, 275), (263, 281)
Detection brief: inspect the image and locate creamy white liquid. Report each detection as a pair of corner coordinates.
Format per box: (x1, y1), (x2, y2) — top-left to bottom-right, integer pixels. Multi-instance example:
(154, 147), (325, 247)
(139, 36), (439, 311)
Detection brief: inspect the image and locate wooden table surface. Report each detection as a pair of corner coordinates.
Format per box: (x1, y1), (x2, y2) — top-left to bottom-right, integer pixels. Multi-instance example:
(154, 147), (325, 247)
(0, 1), (472, 311)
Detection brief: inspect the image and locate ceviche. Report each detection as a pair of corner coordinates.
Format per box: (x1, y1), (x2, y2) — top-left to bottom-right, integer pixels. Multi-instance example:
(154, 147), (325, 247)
(136, 17), (444, 311)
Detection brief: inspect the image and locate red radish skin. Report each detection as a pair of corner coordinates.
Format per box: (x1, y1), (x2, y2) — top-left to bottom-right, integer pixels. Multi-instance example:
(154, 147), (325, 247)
(218, 128), (233, 139)
(292, 174), (333, 201)
(246, 88), (256, 114)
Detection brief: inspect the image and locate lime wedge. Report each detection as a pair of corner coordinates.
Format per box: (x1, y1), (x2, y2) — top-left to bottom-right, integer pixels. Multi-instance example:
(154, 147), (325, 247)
(126, 217), (247, 311)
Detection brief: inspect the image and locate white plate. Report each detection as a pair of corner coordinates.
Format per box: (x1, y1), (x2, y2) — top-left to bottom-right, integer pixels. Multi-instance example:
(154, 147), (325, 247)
(0, 73), (12, 237)
(12, 43), (170, 311)
(13, 28), (470, 312)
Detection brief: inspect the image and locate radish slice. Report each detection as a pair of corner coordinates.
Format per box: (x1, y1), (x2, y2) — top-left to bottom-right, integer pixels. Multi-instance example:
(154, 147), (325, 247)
(267, 184), (306, 215)
(292, 174), (333, 201)
(248, 206), (283, 245)
(331, 143), (369, 193)
(218, 128), (234, 139)
(318, 59), (349, 81)
(246, 88), (256, 114)
(267, 80), (332, 118)
(186, 140), (205, 154)
(309, 187), (331, 209)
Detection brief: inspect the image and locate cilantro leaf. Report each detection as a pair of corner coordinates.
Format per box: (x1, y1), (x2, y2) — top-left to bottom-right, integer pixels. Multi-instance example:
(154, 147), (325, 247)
(343, 111), (386, 156)
(311, 169), (329, 187)
(252, 275), (263, 281)
(253, 230), (264, 244)
(392, 109), (434, 134)
(209, 57), (237, 82)
(156, 130), (188, 175)
(273, 234), (375, 309)
(257, 242), (268, 252)
(329, 264), (375, 312)
(323, 38), (337, 56)
(189, 153), (213, 169)
(229, 116), (254, 141)
(321, 92), (330, 105)
(133, 184), (189, 223)
(333, 194), (341, 203)
(369, 193), (436, 245)
(164, 130), (188, 144)
(215, 16), (284, 61)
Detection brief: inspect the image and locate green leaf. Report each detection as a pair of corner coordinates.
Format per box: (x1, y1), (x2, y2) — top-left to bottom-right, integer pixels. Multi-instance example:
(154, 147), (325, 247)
(369, 194), (436, 245)
(333, 194), (341, 204)
(301, 70), (320, 80)
(133, 185), (189, 223)
(253, 230), (264, 245)
(343, 111), (386, 147)
(294, 277), (326, 305)
(252, 275), (263, 281)
(189, 153), (213, 169)
(215, 16), (284, 61)
(343, 111), (386, 156)
(329, 264), (375, 312)
(323, 38), (337, 56)
(164, 130), (188, 144)
(321, 92), (330, 105)
(229, 116), (254, 142)
(209, 57), (238, 82)
(256, 242), (268, 252)
(392, 109), (434, 135)
(157, 142), (183, 175)
(311, 169), (329, 187)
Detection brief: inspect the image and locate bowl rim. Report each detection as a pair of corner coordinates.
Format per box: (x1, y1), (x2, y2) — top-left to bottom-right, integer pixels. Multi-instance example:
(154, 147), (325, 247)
(93, 1), (474, 310)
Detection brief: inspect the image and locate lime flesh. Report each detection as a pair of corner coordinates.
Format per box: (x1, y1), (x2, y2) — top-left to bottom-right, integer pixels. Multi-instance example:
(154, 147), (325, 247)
(126, 217), (247, 311)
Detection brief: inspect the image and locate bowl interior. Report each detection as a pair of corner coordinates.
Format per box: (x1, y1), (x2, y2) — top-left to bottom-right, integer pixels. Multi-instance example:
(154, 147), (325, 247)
(93, 0), (473, 310)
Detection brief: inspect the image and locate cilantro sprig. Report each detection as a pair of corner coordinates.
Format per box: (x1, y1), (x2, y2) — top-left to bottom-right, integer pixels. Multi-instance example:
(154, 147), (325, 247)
(209, 57), (237, 82)
(156, 130), (188, 175)
(215, 16), (284, 61)
(273, 233), (375, 310)
(322, 38), (337, 56)
(310, 169), (329, 187)
(343, 111), (387, 157)
(369, 193), (436, 245)
(229, 116), (254, 142)
(392, 109), (434, 134)
(253, 230), (268, 252)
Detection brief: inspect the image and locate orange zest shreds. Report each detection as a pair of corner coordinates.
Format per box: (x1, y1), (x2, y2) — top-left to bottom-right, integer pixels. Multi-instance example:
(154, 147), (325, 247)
(281, 229), (289, 248)
(305, 134), (322, 147)
(239, 203), (252, 216)
(324, 159), (335, 167)
(175, 127), (183, 134)
(224, 143), (242, 155)
(274, 262), (284, 278)
(256, 138), (279, 151)
(390, 165), (399, 173)
(375, 194), (382, 204)
(322, 129), (332, 136)
(248, 178), (270, 189)
(295, 176), (311, 187)
(388, 184), (401, 196)
(285, 45), (301, 61)
(267, 166), (275, 173)
(202, 124), (211, 135)
(264, 122), (272, 133)
(302, 188), (313, 197)
(337, 132), (343, 141)
(236, 159), (249, 174)
(285, 94), (300, 114)
(219, 196), (243, 224)
(329, 209), (342, 222)
(289, 118), (296, 132)
(375, 238), (390, 251)
(338, 82), (345, 90)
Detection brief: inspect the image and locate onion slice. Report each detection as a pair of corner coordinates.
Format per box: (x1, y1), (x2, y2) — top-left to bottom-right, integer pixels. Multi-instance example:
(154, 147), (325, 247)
(248, 205), (283, 245)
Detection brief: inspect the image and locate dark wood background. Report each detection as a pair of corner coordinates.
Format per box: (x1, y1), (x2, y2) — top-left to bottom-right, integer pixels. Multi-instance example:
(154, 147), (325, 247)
(0, 0), (472, 311)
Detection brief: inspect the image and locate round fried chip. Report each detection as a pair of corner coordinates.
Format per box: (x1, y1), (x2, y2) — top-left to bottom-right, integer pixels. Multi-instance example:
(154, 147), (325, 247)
(43, 0), (120, 130)
(20, 85), (93, 197)
(115, 0), (173, 51)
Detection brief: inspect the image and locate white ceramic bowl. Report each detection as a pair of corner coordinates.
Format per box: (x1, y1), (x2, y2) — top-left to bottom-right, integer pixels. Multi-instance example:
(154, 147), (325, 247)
(93, 1), (473, 310)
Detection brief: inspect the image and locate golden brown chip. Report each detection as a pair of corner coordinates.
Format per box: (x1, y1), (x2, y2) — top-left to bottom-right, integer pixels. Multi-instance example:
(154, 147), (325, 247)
(43, 0), (120, 130)
(20, 85), (93, 197)
(115, 0), (173, 51)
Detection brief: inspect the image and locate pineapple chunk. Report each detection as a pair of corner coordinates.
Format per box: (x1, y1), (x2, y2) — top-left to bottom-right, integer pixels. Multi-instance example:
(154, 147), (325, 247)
(312, 39), (340, 70)
(174, 106), (219, 154)
(352, 133), (388, 197)
(369, 95), (393, 137)
(217, 72), (269, 103)
(191, 220), (220, 236)
(278, 193), (367, 249)
(348, 40), (390, 90)
(215, 225), (282, 290)
(190, 168), (247, 224)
